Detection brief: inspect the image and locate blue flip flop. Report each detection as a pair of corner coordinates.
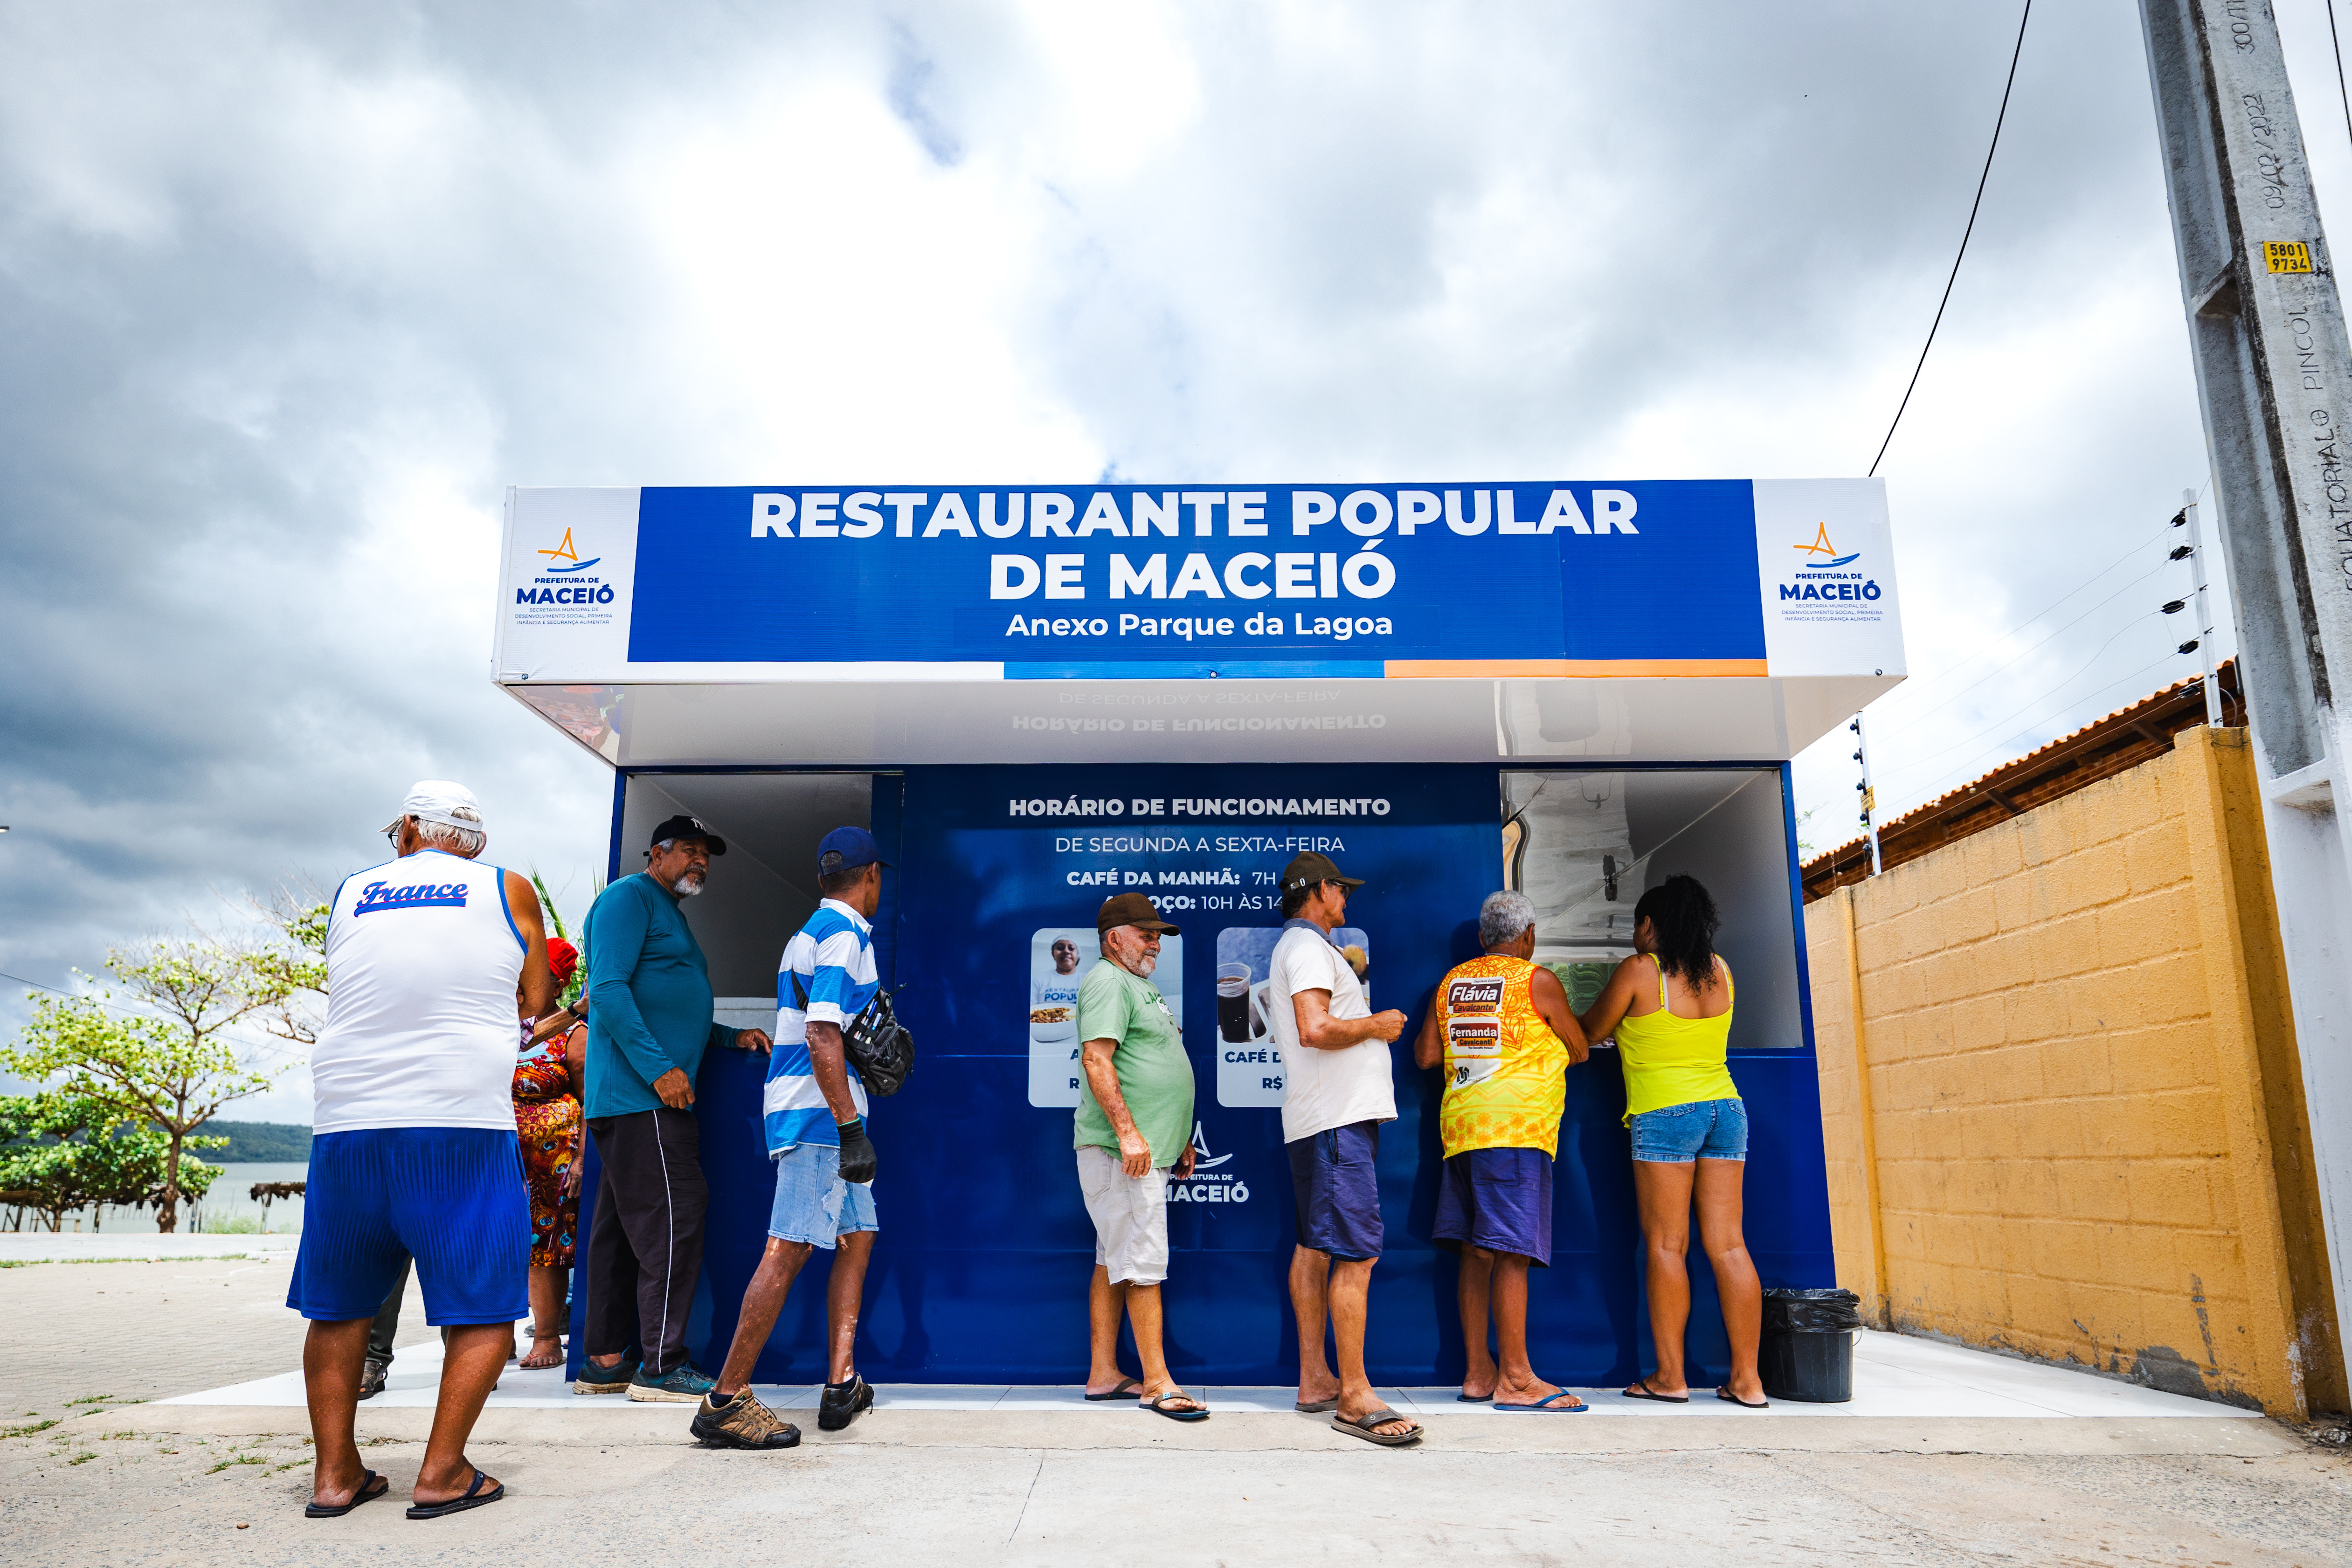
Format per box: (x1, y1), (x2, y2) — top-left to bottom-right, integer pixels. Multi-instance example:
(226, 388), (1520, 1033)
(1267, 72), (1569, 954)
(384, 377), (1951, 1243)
(1496, 1391), (1588, 1412)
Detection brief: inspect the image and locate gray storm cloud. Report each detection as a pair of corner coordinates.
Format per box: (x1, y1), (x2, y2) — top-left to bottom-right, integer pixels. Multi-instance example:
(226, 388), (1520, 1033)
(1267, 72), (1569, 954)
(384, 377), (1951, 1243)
(8, 0), (2338, 1111)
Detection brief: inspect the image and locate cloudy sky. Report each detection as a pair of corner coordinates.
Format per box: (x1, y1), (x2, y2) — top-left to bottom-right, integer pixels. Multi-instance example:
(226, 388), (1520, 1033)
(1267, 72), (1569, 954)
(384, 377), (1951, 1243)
(4, 0), (2346, 1118)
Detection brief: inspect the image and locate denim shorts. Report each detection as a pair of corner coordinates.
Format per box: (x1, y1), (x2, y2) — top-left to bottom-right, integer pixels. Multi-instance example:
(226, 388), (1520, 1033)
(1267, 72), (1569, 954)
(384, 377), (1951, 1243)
(768, 1142), (879, 1247)
(1627, 1098), (1748, 1163)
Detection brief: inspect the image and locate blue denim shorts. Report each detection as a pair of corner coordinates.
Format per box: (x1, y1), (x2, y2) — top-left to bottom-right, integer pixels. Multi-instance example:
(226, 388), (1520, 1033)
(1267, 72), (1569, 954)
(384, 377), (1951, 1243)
(768, 1143), (879, 1248)
(1628, 1098), (1748, 1163)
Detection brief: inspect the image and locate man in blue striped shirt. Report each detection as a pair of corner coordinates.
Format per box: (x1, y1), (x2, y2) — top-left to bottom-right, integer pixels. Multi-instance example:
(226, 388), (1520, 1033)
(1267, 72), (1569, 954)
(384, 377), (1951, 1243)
(692, 826), (887, 1451)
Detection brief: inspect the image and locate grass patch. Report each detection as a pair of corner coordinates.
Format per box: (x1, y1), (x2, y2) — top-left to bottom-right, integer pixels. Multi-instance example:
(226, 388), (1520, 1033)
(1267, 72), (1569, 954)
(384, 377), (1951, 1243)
(64, 1394), (116, 1407)
(273, 1460), (305, 1473)
(1, 1419), (59, 1439)
(67, 1452), (96, 1466)
(101, 1430), (136, 1440)
(206, 1455), (269, 1474)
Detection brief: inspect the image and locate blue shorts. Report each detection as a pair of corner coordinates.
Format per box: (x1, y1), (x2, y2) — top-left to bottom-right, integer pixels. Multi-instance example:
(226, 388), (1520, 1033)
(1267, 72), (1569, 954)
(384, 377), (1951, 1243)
(287, 1127), (529, 1325)
(768, 1143), (879, 1248)
(1628, 1098), (1748, 1163)
(1287, 1121), (1384, 1261)
(1433, 1147), (1554, 1266)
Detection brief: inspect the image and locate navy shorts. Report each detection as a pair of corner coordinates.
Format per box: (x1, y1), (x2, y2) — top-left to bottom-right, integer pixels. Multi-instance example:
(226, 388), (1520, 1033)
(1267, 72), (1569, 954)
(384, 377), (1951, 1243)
(1628, 1098), (1748, 1163)
(1287, 1120), (1384, 1262)
(1433, 1147), (1555, 1266)
(287, 1127), (530, 1326)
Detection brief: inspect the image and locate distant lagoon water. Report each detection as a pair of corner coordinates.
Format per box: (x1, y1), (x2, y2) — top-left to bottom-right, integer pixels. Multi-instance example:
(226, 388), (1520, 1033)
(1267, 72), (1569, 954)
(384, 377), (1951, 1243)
(5, 1162), (307, 1235)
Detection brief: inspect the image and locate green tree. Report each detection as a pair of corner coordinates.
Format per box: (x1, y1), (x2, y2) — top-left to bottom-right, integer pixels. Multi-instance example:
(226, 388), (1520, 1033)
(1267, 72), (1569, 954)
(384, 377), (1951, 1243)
(3, 939), (283, 1233)
(0, 1093), (222, 1232)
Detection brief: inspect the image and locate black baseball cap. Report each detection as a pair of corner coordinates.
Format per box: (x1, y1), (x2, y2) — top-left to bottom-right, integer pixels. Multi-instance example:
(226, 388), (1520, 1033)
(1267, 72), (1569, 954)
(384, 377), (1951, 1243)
(648, 814), (726, 855)
(1280, 850), (1362, 895)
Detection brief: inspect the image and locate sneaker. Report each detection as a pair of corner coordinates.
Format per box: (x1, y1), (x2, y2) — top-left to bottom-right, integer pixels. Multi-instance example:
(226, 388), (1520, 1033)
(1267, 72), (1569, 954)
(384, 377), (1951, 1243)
(574, 1357), (638, 1396)
(359, 1359), (389, 1402)
(629, 1362), (716, 1403)
(691, 1389), (802, 1450)
(818, 1373), (873, 1432)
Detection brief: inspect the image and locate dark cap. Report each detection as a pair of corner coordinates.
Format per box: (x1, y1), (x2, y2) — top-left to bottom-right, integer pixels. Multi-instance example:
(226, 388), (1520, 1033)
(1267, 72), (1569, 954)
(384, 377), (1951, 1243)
(649, 814), (726, 855)
(1097, 891), (1180, 937)
(817, 825), (888, 876)
(1280, 850), (1362, 895)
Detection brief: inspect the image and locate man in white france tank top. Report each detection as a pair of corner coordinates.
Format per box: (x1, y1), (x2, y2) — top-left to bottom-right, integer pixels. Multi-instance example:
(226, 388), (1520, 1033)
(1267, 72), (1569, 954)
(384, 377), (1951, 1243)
(289, 781), (555, 1522)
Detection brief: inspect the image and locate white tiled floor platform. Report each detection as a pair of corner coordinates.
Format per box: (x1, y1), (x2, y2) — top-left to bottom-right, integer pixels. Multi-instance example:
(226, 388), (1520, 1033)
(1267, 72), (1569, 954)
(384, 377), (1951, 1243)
(160, 1326), (2251, 1421)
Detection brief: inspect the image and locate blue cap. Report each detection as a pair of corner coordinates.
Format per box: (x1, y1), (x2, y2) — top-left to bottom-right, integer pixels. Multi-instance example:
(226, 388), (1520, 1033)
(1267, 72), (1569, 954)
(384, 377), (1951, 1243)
(817, 825), (887, 876)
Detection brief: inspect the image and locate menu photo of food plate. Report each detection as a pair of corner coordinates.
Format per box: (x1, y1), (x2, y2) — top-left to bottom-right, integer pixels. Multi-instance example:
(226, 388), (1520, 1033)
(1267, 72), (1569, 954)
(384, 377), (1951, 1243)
(1026, 927), (1185, 1107)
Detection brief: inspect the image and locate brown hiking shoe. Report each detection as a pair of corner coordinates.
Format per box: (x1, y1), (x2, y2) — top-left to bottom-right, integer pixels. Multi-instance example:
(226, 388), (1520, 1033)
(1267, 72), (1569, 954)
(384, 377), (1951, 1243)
(691, 1390), (801, 1451)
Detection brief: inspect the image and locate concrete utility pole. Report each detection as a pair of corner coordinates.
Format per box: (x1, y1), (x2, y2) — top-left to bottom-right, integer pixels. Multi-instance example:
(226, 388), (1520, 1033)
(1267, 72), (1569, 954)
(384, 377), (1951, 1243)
(2139, 0), (2352, 1398)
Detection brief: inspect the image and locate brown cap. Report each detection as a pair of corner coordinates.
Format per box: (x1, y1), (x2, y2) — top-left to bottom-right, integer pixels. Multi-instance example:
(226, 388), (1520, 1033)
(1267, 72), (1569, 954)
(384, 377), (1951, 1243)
(1096, 891), (1181, 936)
(1279, 850), (1364, 896)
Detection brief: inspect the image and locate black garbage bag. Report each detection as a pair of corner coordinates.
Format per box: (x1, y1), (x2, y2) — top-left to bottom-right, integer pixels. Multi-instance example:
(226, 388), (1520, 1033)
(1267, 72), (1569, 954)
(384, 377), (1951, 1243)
(1763, 1287), (1861, 1334)
(1759, 1288), (1860, 1402)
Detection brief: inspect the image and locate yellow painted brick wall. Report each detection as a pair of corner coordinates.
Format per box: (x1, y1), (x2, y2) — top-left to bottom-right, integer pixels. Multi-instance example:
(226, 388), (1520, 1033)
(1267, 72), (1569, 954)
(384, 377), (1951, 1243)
(1807, 727), (2343, 1418)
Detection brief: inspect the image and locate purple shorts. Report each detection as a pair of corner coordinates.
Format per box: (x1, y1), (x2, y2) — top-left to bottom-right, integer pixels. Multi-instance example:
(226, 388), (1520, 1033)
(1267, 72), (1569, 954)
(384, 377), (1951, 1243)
(1432, 1146), (1554, 1267)
(1287, 1121), (1384, 1261)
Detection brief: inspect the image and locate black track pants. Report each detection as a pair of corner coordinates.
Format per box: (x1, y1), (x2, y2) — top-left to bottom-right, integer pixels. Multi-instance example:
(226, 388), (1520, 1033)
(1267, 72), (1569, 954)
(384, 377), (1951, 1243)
(584, 1108), (707, 1377)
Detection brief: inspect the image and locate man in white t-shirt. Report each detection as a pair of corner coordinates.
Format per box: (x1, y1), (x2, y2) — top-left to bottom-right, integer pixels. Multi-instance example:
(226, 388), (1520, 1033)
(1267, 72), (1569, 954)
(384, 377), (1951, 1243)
(1266, 851), (1419, 1446)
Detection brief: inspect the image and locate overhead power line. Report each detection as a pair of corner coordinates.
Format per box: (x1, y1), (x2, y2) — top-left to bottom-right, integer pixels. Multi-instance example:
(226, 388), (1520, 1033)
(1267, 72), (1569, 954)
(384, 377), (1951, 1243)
(1868, 0), (2033, 477)
(1873, 552), (2170, 746)
(1899, 647), (2187, 809)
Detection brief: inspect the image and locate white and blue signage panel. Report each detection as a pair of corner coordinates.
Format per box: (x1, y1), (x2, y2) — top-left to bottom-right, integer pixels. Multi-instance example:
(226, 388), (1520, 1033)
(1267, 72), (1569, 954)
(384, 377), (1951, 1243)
(497, 480), (1903, 683)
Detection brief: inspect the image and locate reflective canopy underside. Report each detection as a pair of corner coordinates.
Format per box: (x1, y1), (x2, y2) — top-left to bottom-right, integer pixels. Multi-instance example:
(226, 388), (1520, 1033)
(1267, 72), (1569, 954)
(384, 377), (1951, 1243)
(503, 672), (1899, 769)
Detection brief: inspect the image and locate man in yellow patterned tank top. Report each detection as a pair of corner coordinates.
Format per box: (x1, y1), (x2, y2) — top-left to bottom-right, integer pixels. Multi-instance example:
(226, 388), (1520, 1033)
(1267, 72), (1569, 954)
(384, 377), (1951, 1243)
(1413, 891), (1590, 1409)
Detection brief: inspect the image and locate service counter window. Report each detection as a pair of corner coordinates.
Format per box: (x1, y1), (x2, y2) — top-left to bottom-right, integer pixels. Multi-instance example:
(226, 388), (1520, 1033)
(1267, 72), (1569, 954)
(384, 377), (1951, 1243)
(1501, 769), (1806, 1052)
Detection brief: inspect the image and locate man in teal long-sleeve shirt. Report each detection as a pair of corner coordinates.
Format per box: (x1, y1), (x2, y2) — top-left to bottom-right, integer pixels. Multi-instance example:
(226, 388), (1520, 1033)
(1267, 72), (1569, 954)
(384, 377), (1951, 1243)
(577, 814), (771, 1403)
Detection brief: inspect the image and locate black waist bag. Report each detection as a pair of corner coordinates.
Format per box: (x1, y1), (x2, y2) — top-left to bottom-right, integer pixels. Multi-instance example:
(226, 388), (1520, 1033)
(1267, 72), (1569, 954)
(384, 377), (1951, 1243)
(844, 986), (914, 1098)
(792, 973), (915, 1098)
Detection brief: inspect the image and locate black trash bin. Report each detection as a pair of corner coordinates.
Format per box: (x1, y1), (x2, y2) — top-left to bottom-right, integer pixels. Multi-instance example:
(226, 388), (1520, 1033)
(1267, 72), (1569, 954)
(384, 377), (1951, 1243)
(1759, 1288), (1861, 1402)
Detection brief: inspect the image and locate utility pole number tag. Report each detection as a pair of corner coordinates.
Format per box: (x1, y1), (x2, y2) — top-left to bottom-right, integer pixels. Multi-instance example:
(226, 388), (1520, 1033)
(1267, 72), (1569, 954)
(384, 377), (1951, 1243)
(2265, 240), (2315, 273)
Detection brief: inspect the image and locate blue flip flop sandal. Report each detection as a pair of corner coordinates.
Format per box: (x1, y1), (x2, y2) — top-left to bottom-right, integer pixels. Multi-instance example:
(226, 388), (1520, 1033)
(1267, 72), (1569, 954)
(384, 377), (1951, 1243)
(1496, 1391), (1587, 1412)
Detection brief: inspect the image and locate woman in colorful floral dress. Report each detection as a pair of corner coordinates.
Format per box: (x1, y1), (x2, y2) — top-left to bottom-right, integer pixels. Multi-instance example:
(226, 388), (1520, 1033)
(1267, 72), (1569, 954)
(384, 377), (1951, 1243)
(515, 938), (587, 1370)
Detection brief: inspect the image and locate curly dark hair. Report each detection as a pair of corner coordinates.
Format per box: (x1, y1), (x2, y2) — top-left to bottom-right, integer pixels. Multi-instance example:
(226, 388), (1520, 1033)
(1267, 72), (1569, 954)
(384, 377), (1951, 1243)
(1633, 874), (1720, 991)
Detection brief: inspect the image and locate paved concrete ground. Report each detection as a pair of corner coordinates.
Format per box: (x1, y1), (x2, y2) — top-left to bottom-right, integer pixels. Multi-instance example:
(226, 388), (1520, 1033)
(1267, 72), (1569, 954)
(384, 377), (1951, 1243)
(4, 1256), (2349, 1566)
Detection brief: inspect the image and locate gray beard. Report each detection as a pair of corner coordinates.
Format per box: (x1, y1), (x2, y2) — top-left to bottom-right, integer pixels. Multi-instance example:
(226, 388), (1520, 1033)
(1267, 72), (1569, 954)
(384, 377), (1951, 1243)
(671, 873), (706, 898)
(1122, 951), (1157, 978)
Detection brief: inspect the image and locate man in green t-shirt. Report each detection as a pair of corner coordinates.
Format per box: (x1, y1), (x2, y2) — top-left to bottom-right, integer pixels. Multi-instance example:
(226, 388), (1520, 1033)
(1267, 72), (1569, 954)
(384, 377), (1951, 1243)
(1073, 891), (1206, 1422)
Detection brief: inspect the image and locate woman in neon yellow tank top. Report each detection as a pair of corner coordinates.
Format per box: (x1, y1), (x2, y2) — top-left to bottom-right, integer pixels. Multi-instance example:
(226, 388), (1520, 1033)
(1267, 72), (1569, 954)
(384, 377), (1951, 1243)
(1578, 875), (1767, 1409)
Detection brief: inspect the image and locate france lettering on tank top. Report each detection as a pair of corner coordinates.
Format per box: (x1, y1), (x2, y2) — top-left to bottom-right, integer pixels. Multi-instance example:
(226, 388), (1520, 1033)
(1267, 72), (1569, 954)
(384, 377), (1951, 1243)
(765, 898), (877, 1152)
(312, 849), (526, 1134)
